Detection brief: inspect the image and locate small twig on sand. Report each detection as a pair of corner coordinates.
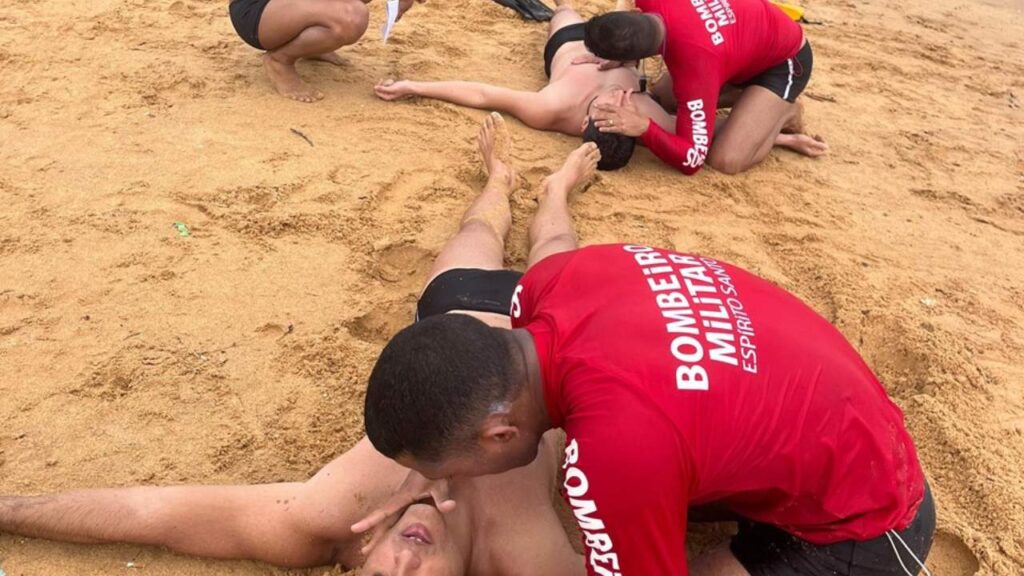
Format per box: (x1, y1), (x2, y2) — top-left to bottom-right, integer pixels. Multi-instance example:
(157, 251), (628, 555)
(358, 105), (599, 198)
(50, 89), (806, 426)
(806, 93), (838, 103)
(290, 128), (314, 147)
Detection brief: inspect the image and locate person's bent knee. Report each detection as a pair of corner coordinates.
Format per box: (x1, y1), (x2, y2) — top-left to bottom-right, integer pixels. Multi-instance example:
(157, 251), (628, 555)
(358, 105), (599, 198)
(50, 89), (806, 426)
(326, 0), (369, 44)
(712, 159), (746, 176)
(707, 149), (749, 176)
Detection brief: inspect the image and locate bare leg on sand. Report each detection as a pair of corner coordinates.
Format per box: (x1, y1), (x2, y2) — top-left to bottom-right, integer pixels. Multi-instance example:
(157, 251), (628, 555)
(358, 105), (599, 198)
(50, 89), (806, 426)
(709, 80), (833, 173)
(257, 0), (370, 102)
(775, 133), (829, 158)
(772, 101), (828, 157)
(426, 112), (517, 283)
(528, 142), (600, 266)
(550, 0), (584, 33)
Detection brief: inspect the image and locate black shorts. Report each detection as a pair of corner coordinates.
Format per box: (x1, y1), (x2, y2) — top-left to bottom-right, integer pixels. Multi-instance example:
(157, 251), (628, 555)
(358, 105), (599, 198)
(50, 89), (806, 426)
(543, 22), (584, 78)
(731, 483), (936, 576)
(416, 268), (523, 321)
(743, 40), (813, 103)
(229, 0), (271, 50)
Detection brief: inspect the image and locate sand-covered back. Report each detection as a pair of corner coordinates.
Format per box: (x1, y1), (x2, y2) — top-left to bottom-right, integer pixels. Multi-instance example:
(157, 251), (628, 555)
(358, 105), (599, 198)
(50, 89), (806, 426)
(1, 0), (1022, 573)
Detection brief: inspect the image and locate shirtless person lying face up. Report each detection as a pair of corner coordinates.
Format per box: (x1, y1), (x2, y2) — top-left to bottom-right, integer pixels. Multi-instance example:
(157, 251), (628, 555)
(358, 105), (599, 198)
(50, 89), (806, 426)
(375, 0), (668, 170)
(0, 114), (600, 576)
(375, 0), (824, 171)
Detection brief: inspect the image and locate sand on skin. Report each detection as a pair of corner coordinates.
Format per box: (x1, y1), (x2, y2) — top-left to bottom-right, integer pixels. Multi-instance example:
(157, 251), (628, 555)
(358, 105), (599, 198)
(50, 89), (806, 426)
(1, 0), (1023, 574)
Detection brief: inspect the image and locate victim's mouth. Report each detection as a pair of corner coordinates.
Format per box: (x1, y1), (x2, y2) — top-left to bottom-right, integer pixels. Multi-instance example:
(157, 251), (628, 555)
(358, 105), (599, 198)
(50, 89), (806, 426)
(401, 523), (433, 545)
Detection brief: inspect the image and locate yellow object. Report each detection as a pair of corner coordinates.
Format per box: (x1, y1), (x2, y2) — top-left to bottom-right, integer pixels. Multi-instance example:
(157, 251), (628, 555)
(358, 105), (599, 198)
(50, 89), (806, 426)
(771, 1), (805, 21)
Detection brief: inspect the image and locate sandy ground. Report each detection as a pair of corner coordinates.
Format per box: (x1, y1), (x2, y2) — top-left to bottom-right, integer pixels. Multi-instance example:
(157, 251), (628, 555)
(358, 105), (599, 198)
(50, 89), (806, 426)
(1, 0), (1022, 573)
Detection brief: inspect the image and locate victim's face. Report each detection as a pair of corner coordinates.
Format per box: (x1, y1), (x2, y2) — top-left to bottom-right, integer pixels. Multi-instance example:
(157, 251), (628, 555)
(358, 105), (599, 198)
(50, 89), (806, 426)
(360, 501), (465, 576)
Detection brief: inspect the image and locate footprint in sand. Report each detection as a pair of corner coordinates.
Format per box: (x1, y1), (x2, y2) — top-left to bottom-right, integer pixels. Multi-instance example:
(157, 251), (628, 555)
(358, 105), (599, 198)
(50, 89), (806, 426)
(926, 530), (979, 576)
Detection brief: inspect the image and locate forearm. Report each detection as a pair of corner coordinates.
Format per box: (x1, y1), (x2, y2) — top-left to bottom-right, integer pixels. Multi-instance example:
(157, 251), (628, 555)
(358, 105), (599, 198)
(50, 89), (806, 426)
(641, 122), (704, 175)
(0, 484), (323, 565)
(410, 81), (512, 111)
(0, 488), (160, 544)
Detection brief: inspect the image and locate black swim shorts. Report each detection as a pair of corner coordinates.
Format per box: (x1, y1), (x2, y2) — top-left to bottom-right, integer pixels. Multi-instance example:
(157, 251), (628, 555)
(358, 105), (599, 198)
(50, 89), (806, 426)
(229, 0), (271, 50)
(416, 268), (524, 321)
(543, 22), (585, 78)
(743, 40), (813, 103)
(731, 483), (936, 576)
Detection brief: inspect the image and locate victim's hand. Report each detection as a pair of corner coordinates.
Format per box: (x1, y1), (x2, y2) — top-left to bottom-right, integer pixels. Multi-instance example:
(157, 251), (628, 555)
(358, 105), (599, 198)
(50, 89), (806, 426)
(592, 89), (650, 137)
(374, 79), (414, 101)
(351, 470), (455, 553)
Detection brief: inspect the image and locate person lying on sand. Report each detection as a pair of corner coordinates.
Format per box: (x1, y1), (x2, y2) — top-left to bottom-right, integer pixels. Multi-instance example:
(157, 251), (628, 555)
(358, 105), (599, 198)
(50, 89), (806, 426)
(0, 114), (599, 576)
(375, 0), (658, 170)
(374, 0), (825, 170)
(228, 0), (552, 102)
(354, 146), (936, 575)
(581, 0), (829, 174)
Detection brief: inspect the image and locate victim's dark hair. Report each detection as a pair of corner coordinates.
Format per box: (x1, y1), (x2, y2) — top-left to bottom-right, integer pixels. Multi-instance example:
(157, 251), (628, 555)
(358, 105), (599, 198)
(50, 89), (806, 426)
(583, 117), (636, 171)
(364, 314), (520, 462)
(583, 12), (662, 62)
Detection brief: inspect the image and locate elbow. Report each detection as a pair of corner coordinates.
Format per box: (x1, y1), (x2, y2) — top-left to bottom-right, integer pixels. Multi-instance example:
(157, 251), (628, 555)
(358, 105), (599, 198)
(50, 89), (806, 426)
(670, 159), (702, 176)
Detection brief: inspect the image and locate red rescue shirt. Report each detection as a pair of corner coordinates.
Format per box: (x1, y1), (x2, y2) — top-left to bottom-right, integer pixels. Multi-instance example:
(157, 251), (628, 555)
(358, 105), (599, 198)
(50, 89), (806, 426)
(510, 245), (925, 576)
(634, 0), (804, 173)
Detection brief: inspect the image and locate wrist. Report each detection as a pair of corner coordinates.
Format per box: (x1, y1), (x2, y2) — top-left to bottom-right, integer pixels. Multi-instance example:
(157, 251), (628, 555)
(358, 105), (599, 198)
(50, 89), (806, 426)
(639, 119), (655, 142)
(0, 495), (27, 533)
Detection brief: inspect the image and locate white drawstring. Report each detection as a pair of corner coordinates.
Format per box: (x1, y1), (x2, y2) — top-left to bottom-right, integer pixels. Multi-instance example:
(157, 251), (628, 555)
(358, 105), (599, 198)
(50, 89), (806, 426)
(885, 530), (933, 576)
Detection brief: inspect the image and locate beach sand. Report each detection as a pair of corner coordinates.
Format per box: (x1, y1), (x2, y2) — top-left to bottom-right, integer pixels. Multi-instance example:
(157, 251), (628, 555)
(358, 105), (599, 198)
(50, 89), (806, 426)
(1, 0), (1022, 573)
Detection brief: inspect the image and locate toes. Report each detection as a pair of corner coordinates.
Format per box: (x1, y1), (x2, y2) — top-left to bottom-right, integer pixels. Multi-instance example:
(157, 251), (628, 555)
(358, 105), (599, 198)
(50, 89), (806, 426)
(290, 91), (322, 103)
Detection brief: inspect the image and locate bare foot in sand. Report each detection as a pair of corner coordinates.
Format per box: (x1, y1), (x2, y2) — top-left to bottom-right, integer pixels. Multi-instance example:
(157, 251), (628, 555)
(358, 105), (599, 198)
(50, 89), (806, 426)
(776, 133), (829, 158)
(308, 51), (346, 66)
(540, 142), (600, 200)
(263, 53), (324, 103)
(782, 101), (805, 134)
(478, 112), (516, 193)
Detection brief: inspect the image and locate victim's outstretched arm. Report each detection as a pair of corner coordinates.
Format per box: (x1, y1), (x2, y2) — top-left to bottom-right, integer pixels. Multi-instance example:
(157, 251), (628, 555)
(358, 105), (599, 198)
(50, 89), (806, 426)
(375, 79), (553, 130)
(0, 484), (334, 566)
(0, 438), (406, 569)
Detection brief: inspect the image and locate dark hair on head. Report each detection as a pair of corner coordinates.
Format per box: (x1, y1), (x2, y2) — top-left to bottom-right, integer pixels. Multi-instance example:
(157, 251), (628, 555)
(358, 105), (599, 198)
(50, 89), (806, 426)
(364, 314), (520, 462)
(583, 12), (662, 61)
(583, 117), (636, 171)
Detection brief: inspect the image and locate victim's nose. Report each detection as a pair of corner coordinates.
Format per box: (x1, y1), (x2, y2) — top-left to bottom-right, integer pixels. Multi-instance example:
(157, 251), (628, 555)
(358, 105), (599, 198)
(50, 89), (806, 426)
(394, 547), (422, 574)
